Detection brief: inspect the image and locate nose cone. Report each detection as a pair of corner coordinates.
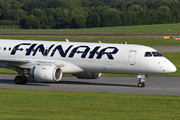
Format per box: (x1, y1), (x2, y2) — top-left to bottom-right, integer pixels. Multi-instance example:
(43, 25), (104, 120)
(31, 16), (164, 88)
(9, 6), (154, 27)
(168, 63), (177, 73)
(163, 59), (177, 74)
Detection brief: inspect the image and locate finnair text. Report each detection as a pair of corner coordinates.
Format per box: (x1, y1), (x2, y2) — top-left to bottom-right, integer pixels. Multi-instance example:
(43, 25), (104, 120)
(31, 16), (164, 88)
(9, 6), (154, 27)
(11, 43), (119, 60)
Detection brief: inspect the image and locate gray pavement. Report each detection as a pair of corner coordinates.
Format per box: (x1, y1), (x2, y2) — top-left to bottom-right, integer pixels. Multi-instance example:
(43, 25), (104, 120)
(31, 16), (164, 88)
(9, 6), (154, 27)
(0, 74), (180, 95)
(151, 46), (180, 53)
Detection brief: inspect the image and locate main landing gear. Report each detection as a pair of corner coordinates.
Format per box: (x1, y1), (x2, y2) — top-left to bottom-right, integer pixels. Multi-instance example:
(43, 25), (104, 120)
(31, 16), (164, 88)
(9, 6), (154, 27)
(14, 69), (28, 84)
(14, 76), (28, 84)
(137, 75), (148, 88)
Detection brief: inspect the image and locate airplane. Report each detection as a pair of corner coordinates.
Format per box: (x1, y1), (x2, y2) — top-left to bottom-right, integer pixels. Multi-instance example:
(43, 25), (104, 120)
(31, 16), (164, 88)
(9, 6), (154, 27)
(0, 39), (176, 88)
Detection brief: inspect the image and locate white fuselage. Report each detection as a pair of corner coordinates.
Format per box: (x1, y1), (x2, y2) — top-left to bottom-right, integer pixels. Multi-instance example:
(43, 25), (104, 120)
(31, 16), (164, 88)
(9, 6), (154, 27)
(0, 39), (176, 75)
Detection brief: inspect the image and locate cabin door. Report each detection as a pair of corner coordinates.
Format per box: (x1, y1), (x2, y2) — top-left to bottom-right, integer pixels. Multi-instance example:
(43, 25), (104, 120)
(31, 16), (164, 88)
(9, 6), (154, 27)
(128, 50), (136, 65)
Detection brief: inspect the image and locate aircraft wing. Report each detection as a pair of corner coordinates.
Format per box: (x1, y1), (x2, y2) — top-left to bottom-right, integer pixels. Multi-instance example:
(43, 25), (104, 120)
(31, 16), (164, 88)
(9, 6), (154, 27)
(0, 59), (31, 69)
(0, 59), (57, 69)
(0, 58), (83, 74)
(0, 59), (30, 63)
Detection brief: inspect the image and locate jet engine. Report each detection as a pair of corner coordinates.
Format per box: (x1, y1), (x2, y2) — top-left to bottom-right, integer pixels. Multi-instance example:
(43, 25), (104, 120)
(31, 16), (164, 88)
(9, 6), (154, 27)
(30, 65), (62, 82)
(75, 72), (101, 79)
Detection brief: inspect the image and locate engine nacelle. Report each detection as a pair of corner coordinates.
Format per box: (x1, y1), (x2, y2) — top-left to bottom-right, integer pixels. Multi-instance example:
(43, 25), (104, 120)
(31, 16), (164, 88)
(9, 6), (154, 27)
(30, 65), (62, 82)
(75, 72), (101, 79)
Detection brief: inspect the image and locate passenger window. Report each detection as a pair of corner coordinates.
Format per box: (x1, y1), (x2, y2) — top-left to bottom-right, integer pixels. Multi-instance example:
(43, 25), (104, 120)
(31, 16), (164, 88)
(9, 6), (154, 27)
(152, 52), (163, 57)
(145, 52), (152, 57)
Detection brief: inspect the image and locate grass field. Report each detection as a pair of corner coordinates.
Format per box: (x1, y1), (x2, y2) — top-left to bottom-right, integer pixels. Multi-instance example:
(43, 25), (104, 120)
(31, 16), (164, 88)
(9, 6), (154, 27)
(0, 35), (180, 46)
(1, 23), (180, 34)
(0, 24), (180, 119)
(0, 89), (180, 120)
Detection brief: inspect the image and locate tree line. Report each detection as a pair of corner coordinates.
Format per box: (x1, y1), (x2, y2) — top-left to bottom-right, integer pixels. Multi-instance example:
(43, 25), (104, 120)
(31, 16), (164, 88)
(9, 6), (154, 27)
(0, 0), (180, 29)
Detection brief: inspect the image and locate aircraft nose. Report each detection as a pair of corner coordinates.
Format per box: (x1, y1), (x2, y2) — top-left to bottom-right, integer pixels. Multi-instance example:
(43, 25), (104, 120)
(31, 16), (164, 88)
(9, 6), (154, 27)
(163, 60), (177, 73)
(168, 63), (177, 73)
(161, 58), (177, 74)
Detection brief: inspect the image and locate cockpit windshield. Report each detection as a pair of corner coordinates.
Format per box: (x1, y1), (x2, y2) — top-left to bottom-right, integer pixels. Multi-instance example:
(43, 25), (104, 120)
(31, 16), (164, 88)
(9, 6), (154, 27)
(145, 52), (163, 57)
(152, 52), (163, 57)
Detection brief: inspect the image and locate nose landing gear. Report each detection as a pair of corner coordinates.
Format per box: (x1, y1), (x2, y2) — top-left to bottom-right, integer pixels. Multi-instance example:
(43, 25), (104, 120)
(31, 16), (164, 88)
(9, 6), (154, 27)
(138, 78), (145, 88)
(137, 75), (148, 88)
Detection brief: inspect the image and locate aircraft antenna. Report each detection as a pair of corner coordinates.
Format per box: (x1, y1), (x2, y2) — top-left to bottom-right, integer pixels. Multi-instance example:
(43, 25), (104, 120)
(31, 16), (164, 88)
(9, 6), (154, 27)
(66, 39), (69, 42)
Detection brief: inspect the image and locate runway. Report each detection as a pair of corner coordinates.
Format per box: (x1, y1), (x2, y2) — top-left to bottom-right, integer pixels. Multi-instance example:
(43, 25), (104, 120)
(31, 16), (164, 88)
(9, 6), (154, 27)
(151, 46), (180, 53)
(0, 74), (180, 95)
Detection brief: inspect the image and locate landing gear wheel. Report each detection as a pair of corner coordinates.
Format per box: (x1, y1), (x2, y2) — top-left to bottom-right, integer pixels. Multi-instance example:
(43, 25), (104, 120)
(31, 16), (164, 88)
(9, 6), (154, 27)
(142, 82), (145, 87)
(23, 76), (28, 84)
(138, 78), (145, 88)
(138, 82), (145, 88)
(14, 76), (23, 84)
(14, 76), (28, 84)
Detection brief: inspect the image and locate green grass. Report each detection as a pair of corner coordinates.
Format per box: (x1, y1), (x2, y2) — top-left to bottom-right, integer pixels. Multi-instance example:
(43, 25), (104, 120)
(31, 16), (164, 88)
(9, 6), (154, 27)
(0, 35), (180, 46)
(0, 25), (180, 119)
(0, 88), (180, 120)
(1, 23), (180, 34)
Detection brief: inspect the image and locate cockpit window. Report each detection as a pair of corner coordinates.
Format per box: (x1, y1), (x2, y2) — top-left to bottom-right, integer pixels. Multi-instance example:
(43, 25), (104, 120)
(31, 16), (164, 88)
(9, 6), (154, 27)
(145, 52), (152, 57)
(145, 52), (163, 57)
(152, 52), (163, 57)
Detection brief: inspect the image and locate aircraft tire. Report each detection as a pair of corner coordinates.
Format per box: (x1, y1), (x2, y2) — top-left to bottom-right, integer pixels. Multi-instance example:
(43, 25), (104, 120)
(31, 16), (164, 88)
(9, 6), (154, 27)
(14, 76), (27, 84)
(138, 82), (145, 88)
(22, 76), (28, 84)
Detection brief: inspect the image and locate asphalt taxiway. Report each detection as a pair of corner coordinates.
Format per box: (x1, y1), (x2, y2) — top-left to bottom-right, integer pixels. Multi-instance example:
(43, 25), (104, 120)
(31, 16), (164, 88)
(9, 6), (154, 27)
(0, 74), (180, 95)
(151, 46), (180, 53)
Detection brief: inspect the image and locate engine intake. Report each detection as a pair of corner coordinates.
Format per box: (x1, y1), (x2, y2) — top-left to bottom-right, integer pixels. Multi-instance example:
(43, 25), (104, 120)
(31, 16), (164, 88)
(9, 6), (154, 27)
(30, 65), (62, 82)
(75, 72), (101, 79)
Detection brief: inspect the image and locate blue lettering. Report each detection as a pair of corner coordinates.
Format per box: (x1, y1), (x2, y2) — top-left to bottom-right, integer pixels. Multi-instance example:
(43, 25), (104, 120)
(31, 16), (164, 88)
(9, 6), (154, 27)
(11, 43), (119, 60)
(88, 46), (101, 59)
(33, 44), (55, 56)
(69, 46), (90, 58)
(97, 47), (118, 60)
(26, 44), (37, 55)
(11, 43), (31, 55)
(50, 45), (73, 57)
